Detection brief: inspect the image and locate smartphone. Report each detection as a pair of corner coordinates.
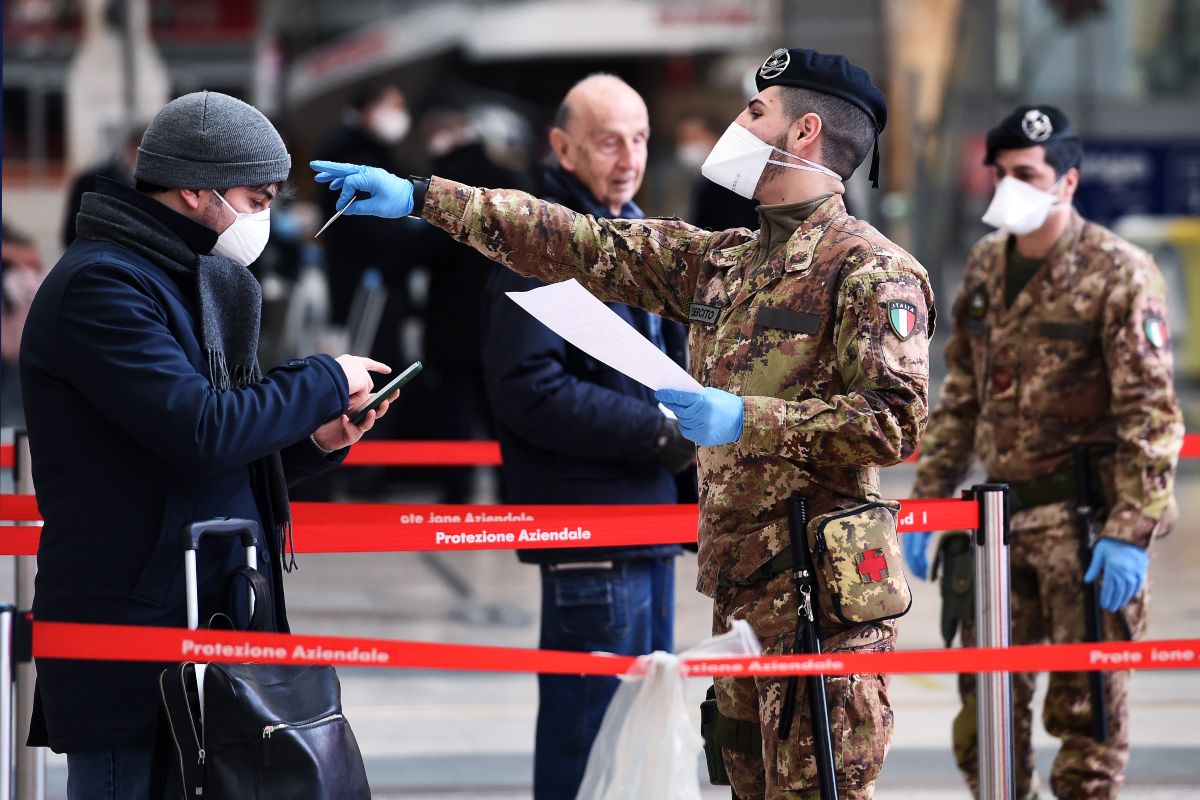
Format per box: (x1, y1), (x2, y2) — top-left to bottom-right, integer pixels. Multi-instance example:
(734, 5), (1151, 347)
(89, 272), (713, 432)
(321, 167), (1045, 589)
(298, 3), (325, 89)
(348, 361), (422, 425)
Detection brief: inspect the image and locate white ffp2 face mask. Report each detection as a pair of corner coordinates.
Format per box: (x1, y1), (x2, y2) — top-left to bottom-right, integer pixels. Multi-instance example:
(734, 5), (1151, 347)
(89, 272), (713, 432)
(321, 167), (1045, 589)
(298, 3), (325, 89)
(980, 175), (1069, 236)
(370, 109), (411, 145)
(701, 122), (842, 199)
(211, 191), (271, 267)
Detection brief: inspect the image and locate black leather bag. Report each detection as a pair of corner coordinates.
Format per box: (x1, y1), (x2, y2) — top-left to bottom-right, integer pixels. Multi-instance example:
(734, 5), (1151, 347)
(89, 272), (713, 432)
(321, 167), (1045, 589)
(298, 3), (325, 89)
(158, 518), (370, 799)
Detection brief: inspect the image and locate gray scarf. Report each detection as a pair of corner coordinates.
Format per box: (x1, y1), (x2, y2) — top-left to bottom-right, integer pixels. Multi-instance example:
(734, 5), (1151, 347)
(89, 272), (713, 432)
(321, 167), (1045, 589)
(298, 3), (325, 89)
(76, 189), (298, 572)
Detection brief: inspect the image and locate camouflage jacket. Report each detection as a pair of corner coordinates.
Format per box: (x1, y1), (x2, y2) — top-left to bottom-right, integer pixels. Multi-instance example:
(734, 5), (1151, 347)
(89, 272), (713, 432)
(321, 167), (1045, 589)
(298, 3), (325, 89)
(913, 211), (1183, 547)
(423, 178), (933, 596)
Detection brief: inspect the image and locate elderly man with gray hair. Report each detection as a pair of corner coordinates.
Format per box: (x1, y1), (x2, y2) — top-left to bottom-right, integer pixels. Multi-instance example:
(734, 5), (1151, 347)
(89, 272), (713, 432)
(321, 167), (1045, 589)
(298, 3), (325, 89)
(20, 91), (393, 798)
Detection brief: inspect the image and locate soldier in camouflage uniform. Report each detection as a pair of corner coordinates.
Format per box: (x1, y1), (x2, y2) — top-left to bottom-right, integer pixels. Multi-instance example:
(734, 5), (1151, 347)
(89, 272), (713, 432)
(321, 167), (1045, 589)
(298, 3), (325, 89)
(905, 105), (1183, 800)
(313, 48), (933, 800)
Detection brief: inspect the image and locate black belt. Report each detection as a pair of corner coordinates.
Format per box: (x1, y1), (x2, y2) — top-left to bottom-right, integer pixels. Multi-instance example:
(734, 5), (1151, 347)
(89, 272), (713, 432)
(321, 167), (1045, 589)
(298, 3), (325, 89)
(718, 548), (795, 587)
(993, 461), (1103, 513)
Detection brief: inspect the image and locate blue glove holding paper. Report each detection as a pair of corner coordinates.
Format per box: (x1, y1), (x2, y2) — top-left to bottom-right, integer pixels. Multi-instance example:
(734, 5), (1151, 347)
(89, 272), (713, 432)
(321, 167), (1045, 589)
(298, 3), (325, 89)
(1083, 537), (1149, 612)
(902, 531), (934, 580)
(655, 388), (744, 447)
(310, 161), (414, 218)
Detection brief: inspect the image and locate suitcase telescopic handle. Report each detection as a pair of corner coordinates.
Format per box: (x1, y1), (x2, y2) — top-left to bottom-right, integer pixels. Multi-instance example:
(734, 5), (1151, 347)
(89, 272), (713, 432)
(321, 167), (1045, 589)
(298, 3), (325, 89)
(181, 517), (261, 551)
(181, 518), (262, 630)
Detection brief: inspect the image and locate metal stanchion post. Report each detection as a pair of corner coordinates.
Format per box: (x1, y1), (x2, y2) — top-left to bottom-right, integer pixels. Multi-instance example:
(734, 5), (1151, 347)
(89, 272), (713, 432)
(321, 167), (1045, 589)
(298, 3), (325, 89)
(1, 605), (13, 800)
(970, 483), (1014, 800)
(13, 433), (43, 800)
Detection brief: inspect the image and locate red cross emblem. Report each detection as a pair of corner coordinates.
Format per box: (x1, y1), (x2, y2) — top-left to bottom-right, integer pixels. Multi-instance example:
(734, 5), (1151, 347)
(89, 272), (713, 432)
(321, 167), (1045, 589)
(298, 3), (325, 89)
(856, 548), (889, 583)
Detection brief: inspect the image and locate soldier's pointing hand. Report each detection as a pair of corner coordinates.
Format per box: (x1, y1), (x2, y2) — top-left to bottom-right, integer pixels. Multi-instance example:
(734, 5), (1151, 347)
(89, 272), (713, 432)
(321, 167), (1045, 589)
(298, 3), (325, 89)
(311, 161), (414, 218)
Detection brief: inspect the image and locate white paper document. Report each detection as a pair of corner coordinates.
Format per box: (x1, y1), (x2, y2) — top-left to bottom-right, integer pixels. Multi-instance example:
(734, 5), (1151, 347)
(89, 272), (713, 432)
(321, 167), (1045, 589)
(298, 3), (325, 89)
(505, 279), (704, 393)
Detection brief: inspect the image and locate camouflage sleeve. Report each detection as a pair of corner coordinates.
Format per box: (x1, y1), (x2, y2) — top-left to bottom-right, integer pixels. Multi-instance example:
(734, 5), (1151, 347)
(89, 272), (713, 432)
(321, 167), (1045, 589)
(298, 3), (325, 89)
(739, 259), (932, 466)
(1099, 250), (1184, 548)
(911, 258), (985, 499)
(421, 176), (715, 324)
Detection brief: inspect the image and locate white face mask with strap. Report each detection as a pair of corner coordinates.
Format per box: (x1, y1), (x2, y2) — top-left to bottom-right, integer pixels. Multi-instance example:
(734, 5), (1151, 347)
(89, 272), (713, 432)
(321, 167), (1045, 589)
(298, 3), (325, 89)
(211, 190), (271, 267)
(701, 122), (842, 199)
(980, 175), (1070, 236)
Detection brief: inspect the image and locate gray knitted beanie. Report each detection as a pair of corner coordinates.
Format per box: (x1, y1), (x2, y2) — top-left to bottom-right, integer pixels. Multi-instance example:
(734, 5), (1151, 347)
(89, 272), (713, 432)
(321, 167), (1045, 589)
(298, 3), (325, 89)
(135, 91), (291, 189)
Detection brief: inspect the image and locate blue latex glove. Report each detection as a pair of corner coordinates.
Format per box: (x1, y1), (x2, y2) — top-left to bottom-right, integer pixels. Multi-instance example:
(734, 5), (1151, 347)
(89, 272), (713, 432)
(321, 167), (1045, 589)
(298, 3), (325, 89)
(902, 531), (933, 580)
(1083, 538), (1149, 612)
(309, 160), (414, 218)
(655, 388), (743, 447)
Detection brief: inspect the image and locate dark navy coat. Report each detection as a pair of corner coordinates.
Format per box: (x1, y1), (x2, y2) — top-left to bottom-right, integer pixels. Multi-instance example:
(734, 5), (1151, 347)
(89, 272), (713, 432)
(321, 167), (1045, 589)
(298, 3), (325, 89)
(483, 167), (687, 564)
(20, 194), (350, 751)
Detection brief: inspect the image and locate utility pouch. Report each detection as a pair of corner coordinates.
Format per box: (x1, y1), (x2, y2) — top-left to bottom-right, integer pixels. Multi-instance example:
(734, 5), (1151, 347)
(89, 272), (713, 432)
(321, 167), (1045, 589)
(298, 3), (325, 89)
(700, 685), (730, 785)
(932, 532), (974, 647)
(808, 501), (912, 626)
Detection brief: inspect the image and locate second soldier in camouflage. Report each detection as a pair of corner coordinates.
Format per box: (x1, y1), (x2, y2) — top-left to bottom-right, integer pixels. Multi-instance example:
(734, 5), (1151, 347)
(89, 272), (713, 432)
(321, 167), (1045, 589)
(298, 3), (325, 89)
(909, 105), (1183, 800)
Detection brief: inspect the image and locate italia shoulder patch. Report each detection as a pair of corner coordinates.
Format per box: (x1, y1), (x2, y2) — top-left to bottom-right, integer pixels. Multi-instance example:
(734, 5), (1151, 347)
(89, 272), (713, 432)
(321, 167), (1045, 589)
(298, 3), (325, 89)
(1144, 316), (1167, 349)
(887, 300), (919, 340)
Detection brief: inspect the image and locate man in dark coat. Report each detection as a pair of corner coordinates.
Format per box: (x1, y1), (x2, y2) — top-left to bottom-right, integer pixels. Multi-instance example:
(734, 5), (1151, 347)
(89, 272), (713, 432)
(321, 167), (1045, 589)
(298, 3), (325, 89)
(414, 108), (532, 503)
(482, 74), (693, 800)
(20, 91), (394, 798)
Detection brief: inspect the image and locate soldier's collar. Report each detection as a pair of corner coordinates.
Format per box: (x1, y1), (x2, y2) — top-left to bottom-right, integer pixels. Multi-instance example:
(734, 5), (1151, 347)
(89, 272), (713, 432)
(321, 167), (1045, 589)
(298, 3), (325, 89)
(1043, 209), (1086, 290)
(782, 193), (847, 273)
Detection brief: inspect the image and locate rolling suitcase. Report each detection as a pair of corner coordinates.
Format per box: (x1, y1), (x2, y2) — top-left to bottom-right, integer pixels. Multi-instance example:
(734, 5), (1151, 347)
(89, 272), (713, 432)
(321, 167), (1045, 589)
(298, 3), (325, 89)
(158, 518), (371, 798)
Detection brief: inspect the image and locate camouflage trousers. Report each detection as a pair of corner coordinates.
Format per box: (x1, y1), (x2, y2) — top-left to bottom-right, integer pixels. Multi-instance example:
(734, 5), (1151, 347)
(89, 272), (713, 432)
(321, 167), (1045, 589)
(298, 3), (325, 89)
(713, 571), (896, 800)
(953, 517), (1149, 800)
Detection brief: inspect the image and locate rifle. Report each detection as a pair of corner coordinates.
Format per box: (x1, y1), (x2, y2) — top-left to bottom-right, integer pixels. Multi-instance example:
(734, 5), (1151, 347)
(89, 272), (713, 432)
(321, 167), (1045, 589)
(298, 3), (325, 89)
(1073, 446), (1108, 743)
(779, 495), (838, 800)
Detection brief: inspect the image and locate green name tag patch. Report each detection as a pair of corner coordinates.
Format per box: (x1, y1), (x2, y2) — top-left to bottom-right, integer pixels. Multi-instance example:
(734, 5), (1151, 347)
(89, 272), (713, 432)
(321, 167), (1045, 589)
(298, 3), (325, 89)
(688, 303), (721, 325)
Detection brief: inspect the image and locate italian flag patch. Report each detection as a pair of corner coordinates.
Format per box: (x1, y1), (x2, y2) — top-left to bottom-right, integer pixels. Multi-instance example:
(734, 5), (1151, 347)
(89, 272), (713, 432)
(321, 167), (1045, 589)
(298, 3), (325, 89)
(1144, 316), (1167, 349)
(888, 300), (918, 340)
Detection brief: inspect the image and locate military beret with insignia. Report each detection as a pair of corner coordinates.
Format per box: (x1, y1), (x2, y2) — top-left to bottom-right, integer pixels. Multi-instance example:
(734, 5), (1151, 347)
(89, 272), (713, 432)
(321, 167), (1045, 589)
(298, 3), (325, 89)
(755, 47), (888, 187)
(755, 48), (887, 132)
(985, 104), (1081, 167)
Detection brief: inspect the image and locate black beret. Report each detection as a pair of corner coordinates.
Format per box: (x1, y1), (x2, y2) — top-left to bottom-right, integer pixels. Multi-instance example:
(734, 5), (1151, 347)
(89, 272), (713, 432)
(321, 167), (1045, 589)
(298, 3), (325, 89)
(755, 48), (887, 134)
(985, 104), (1078, 164)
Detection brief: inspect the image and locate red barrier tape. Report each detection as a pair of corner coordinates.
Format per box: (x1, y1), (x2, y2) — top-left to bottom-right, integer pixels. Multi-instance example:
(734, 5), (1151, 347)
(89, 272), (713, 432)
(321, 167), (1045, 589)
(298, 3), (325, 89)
(0, 441), (503, 470)
(4, 433), (1200, 470)
(0, 525), (39, 556)
(0, 497), (977, 555)
(343, 440), (502, 466)
(30, 621), (1200, 677)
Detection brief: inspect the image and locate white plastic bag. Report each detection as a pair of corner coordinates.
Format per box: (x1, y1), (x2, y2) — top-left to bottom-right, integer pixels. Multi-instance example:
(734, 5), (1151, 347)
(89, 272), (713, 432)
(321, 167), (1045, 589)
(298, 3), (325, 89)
(576, 620), (762, 800)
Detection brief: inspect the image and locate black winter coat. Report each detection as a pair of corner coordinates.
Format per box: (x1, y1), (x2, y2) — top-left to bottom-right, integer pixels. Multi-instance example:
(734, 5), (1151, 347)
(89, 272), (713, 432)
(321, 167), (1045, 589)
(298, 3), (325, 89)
(483, 167), (686, 564)
(20, 187), (349, 751)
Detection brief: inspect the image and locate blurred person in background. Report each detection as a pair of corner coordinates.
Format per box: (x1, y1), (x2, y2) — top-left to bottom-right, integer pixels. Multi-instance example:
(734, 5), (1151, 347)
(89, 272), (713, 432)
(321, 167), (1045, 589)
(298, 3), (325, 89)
(675, 112), (758, 230)
(313, 82), (414, 495)
(61, 123), (144, 248)
(313, 82), (411, 359)
(905, 104), (1183, 800)
(311, 44), (929, 799)
(2, 221), (47, 427)
(20, 91), (393, 798)
(405, 106), (533, 503)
